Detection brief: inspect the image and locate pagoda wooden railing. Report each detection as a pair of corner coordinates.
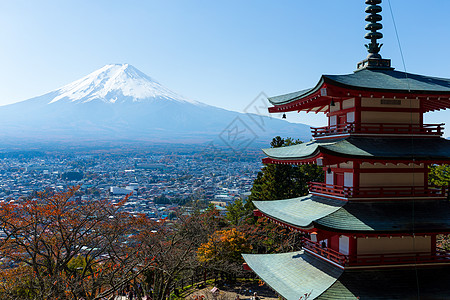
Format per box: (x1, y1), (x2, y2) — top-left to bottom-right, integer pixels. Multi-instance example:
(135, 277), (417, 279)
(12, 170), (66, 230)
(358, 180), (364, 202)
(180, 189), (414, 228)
(350, 186), (447, 198)
(301, 238), (348, 266)
(347, 249), (450, 266)
(308, 182), (349, 198)
(309, 182), (447, 199)
(302, 237), (450, 267)
(311, 122), (444, 137)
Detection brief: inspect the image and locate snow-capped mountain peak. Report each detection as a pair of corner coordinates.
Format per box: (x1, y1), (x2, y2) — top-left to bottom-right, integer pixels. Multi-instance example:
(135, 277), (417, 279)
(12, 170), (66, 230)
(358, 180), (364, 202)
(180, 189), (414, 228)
(48, 64), (197, 104)
(0, 63), (311, 145)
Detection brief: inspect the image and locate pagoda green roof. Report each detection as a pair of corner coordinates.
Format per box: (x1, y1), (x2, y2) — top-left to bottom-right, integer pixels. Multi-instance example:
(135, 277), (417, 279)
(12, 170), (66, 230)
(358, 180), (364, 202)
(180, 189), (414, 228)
(244, 251), (450, 299)
(242, 251), (343, 300)
(263, 140), (321, 160)
(263, 137), (450, 161)
(253, 195), (344, 229)
(256, 197), (450, 233)
(325, 68), (450, 94)
(316, 200), (450, 233)
(268, 68), (450, 106)
(268, 88), (314, 105)
(317, 266), (450, 299)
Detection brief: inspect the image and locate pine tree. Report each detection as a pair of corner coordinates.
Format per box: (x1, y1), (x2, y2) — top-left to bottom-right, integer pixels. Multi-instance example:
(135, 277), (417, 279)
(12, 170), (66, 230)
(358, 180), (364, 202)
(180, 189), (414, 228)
(248, 136), (324, 203)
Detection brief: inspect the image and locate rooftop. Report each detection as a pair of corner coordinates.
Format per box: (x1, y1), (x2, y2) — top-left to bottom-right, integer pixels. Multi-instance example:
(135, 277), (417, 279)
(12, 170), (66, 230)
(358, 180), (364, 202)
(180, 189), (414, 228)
(253, 194), (344, 229)
(243, 251), (450, 300)
(255, 196), (450, 233)
(262, 136), (450, 163)
(269, 69), (450, 107)
(242, 251), (343, 300)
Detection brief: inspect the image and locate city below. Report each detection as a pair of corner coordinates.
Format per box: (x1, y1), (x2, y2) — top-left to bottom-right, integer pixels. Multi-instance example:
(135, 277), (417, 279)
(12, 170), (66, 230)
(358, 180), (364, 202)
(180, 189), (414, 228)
(0, 143), (264, 219)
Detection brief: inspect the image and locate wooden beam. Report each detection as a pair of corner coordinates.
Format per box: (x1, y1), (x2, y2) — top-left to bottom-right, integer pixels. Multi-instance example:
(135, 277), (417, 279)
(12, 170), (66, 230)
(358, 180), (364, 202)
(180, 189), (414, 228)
(316, 104), (328, 114)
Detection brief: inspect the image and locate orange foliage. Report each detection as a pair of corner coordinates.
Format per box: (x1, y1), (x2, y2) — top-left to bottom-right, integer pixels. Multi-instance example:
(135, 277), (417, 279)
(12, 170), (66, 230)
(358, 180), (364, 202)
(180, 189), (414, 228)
(0, 186), (151, 299)
(197, 228), (252, 263)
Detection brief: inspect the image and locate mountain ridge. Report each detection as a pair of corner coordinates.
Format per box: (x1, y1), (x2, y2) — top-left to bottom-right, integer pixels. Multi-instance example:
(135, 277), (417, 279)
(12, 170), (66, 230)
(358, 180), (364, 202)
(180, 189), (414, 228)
(0, 64), (311, 146)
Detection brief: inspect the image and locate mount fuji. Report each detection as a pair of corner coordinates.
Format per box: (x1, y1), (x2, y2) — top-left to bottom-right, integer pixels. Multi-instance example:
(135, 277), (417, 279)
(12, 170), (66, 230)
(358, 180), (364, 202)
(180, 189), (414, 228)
(0, 64), (310, 146)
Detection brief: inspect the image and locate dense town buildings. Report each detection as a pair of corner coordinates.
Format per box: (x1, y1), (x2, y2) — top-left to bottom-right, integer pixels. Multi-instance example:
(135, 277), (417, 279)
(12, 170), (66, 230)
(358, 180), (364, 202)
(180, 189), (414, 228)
(0, 145), (261, 219)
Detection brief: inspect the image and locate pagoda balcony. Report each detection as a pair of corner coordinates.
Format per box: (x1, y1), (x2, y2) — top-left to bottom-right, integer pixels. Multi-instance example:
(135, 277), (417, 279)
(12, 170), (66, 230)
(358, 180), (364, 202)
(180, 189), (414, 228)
(348, 248), (450, 267)
(302, 238), (450, 268)
(310, 122), (444, 138)
(308, 182), (447, 199)
(302, 238), (348, 266)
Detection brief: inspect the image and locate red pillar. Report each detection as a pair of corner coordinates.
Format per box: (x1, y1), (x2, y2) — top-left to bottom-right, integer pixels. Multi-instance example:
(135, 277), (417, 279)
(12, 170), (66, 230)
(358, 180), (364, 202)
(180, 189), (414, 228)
(348, 236), (358, 263)
(329, 234), (339, 252)
(353, 162), (360, 191)
(424, 163), (429, 189)
(354, 97), (362, 127)
(431, 234), (437, 255)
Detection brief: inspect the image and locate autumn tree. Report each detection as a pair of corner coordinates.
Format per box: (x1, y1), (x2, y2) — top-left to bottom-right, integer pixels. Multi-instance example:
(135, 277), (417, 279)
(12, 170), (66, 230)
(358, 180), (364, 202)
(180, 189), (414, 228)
(197, 227), (252, 277)
(239, 218), (303, 254)
(134, 208), (227, 300)
(0, 187), (150, 300)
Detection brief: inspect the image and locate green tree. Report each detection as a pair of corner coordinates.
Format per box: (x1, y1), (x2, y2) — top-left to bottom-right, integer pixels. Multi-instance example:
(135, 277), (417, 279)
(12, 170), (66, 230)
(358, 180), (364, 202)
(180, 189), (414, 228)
(430, 164), (450, 251)
(225, 199), (248, 225)
(248, 136), (324, 203)
(429, 164), (450, 187)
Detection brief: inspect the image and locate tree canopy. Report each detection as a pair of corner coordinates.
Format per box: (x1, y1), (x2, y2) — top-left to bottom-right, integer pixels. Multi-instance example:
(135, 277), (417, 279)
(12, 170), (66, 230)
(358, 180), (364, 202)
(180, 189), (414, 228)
(197, 228), (252, 266)
(429, 164), (450, 187)
(0, 187), (143, 299)
(0, 188), (221, 300)
(248, 136), (324, 202)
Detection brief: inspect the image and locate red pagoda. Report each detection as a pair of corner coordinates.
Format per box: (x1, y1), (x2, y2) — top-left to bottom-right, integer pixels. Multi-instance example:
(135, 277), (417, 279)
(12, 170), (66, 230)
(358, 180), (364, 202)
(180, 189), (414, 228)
(242, 1), (450, 299)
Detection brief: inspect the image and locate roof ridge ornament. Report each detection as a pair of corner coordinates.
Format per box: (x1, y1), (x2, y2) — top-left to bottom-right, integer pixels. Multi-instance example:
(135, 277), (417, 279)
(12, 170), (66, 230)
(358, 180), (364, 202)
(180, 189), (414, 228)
(364, 0), (383, 58)
(356, 0), (394, 71)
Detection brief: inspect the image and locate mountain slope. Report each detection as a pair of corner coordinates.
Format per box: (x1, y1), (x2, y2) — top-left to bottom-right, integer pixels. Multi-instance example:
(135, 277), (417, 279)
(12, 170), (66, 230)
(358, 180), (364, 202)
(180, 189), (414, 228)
(48, 64), (199, 105)
(0, 64), (311, 145)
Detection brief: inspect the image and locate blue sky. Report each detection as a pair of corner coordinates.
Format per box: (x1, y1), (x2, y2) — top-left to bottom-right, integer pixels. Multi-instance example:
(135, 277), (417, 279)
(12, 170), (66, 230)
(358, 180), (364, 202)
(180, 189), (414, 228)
(0, 1), (449, 127)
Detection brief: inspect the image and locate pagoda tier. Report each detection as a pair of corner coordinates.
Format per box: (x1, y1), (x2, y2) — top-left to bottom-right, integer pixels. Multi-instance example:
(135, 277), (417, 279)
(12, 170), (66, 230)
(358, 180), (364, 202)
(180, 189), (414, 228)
(253, 196), (450, 269)
(262, 136), (450, 202)
(252, 196), (450, 234)
(243, 251), (450, 300)
(262, 136), (450, 164)
(268, 69), (450, 114)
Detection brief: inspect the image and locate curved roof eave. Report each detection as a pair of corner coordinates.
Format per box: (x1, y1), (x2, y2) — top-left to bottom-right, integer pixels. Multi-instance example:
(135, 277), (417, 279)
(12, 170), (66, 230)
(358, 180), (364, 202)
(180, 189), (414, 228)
(253, 195), (345, 229)
(268, 77), (326, 106)
(255, 198), (450, 234)
(263, 149), (322, 163)
(314, 200), (450, 233)
(243, 251), (343, 300)
(263, 137), (450, 162)
(262, 139), (333, 161)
